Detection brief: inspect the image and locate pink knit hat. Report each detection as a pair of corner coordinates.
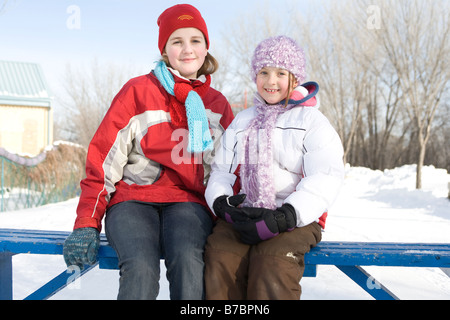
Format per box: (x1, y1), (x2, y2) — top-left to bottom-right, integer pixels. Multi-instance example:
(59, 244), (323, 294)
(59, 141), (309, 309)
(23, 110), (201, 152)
(251, 36), (306, 83)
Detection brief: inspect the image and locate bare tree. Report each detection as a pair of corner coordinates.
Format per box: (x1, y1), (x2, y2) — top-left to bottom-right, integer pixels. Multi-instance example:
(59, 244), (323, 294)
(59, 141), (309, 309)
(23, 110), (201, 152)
(0, 0), (10, 14)
(57, 60), (142, 147)
(369, 0), (450, 188)
(291, 1), (378, 165)
(291, 0), (449, 185)
(214, 0), (295, 104)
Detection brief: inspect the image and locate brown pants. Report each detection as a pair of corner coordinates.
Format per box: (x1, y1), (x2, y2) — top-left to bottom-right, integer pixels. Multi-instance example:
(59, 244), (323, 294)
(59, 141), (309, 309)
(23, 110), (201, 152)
(204, 220), (322, 300)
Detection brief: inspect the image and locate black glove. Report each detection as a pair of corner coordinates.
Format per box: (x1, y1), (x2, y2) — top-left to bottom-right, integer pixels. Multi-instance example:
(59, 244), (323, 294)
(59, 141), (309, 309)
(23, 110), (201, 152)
(233, 204), (297, 245)
(213, 194), (248, 223)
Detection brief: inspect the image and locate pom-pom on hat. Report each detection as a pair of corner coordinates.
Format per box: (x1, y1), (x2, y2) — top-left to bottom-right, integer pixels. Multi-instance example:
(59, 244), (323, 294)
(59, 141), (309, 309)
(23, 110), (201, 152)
(157, 4), (210, 54)
(251, 36), (306, 83)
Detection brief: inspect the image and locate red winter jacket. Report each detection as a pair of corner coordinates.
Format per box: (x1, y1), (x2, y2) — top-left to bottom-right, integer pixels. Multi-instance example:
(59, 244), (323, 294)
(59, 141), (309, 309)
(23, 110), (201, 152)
(74, 71), (234, 231)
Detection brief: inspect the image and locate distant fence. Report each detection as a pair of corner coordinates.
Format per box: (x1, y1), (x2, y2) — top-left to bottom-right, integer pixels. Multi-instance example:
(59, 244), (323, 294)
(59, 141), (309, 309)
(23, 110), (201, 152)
(0, 142), (86, 212)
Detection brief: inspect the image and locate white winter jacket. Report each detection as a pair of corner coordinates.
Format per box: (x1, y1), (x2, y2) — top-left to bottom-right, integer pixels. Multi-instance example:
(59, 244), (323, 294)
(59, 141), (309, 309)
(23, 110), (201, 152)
(205, 83), (345, 228)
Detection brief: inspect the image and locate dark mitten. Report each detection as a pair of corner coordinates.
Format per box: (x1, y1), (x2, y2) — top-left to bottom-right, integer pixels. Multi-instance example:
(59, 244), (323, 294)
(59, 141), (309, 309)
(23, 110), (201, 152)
(233, 204), (297, 245)
(212, 194), (248, 223)
(63, 227), (100, 269)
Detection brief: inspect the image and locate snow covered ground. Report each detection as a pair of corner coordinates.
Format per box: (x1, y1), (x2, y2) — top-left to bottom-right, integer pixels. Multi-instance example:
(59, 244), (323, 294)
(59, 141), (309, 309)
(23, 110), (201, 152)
(1, 165), (449, 300)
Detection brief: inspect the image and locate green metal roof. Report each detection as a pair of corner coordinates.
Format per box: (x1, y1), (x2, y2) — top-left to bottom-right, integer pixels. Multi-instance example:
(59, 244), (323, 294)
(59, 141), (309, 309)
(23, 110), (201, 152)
(0, 60), (52, 108)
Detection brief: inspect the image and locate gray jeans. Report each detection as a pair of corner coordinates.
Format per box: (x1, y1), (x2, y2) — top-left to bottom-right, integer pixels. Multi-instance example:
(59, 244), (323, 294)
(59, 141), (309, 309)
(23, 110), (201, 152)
(105, 200), (213, 300)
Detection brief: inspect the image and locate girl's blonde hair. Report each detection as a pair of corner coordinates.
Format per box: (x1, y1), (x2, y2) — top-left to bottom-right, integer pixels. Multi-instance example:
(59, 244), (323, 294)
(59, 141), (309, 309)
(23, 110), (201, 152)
(161, 52), (219, 77)
(285, 72), (298, 107)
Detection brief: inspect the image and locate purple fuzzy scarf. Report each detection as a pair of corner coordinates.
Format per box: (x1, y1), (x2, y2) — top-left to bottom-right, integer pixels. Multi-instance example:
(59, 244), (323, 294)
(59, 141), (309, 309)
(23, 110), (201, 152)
(240, 95), (294, 209)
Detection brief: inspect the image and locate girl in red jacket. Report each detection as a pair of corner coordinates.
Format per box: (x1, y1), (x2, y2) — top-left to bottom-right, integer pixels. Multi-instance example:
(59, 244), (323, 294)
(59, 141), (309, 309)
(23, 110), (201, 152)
(63, 4), (234, 300)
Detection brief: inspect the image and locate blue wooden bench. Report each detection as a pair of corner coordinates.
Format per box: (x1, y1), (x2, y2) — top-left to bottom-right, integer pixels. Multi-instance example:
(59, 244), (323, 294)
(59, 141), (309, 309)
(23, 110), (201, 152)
(1, 228), (449, 300)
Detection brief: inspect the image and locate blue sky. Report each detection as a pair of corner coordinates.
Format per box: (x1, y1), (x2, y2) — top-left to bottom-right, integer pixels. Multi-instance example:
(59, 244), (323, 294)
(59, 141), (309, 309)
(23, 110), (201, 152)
(0, 0), (312, 107)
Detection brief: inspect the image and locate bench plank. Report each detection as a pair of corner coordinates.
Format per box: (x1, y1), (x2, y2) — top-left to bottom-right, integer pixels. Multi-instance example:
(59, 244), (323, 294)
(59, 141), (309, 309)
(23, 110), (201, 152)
(3, 229), (448, 268)
(305, 242), (450, 267)
(0, 228), (109, 256)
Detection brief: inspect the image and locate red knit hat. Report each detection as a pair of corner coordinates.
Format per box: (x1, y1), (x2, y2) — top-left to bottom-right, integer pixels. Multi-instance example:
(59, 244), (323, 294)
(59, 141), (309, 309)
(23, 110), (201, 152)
(157, 4), (210, 54)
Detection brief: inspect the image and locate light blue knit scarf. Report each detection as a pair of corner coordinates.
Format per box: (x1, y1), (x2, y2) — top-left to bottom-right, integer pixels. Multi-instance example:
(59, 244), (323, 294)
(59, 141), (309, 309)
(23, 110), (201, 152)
(154, 60), (213, 153)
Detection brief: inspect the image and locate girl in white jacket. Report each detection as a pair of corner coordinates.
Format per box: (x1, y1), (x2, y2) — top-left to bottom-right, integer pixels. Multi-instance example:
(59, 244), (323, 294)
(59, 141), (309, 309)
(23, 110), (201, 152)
(204, 36), (345, 300)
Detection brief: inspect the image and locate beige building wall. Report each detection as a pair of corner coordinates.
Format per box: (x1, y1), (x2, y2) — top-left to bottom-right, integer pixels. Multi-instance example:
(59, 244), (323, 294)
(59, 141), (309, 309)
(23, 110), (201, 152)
(0, 105), (53, 155)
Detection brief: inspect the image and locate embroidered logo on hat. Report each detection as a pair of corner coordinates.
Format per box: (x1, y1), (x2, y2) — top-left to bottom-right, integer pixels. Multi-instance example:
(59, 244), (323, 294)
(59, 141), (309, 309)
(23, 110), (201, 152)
(178, 15), (194, 20)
